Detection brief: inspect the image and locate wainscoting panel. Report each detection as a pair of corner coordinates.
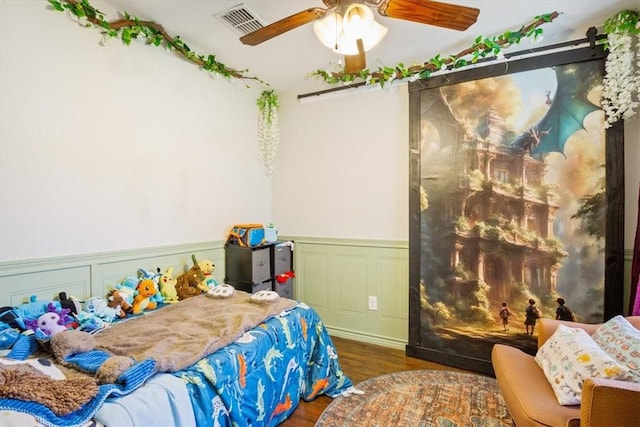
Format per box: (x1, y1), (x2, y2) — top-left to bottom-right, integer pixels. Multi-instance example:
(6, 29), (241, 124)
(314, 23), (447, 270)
(0, 266), (90, 308)
(376, 255), (409, 319)
(298, 251), (330, 309)
(289, 237), (409, 349)
(0, 242), (225, 308)
(336, 253), (369, 316)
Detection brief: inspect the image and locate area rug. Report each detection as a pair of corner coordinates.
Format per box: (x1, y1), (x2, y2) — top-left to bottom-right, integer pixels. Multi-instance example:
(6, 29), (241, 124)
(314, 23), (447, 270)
(315, 370), (512, 427)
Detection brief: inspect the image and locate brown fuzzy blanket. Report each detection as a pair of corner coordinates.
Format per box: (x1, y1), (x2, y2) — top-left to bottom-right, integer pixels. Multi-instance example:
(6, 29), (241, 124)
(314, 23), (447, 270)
(0, 364), (98, 415)
(92, 291), (297, 372)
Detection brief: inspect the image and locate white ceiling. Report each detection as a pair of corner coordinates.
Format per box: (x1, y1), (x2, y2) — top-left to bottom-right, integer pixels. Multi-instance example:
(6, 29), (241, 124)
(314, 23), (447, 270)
(103, 1), (637, 97)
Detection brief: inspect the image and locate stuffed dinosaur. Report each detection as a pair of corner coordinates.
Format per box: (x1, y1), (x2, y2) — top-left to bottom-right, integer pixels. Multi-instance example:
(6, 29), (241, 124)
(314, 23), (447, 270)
(132, 279), (158, 314)
(139, 268), (164, 306)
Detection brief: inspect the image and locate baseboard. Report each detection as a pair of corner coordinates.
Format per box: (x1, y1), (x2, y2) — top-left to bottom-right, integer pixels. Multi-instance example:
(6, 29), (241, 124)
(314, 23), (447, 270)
(326, 326), (407, 351)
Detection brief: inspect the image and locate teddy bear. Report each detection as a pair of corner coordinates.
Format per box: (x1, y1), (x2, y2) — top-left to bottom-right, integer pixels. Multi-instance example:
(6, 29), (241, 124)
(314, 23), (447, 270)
(175, 255), (206, 301)
(132, 279), (158, 314)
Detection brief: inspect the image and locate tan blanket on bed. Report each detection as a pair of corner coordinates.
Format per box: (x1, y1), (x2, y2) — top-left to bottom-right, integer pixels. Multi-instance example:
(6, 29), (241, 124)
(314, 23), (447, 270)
(93, 291), (296, 372)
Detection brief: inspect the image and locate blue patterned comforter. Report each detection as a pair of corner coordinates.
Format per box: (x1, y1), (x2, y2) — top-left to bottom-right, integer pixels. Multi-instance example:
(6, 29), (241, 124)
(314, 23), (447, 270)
(175, 303), (352, 426)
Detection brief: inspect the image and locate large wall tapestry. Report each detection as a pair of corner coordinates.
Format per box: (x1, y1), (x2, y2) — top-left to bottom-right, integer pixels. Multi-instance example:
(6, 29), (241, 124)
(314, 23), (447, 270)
(407, 45), (625, 375)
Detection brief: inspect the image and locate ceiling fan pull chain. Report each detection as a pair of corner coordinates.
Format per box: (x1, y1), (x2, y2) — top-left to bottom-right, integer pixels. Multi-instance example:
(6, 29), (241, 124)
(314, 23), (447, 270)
(334, 12), (340, 51)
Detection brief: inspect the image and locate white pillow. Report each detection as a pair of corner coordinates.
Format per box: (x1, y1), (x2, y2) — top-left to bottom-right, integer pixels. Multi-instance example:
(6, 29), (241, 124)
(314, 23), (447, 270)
(535, 324), (637, 405)
(591, 315), (640, 381)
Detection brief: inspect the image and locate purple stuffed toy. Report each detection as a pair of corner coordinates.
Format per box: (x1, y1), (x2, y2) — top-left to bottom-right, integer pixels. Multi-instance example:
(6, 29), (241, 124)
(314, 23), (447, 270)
(24, 303), (73, 337)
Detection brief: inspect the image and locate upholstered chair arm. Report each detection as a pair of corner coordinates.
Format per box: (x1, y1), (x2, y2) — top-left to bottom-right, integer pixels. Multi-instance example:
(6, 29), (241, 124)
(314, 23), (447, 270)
(579, 377), (640, 427)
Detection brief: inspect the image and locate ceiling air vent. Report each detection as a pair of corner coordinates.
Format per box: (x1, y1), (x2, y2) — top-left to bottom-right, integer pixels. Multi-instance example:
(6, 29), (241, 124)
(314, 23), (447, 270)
(216, 4), (265, 36)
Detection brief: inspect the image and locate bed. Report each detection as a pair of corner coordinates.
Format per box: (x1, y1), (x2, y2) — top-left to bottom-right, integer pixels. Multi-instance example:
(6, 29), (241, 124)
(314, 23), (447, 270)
(0, 290), (353, 427)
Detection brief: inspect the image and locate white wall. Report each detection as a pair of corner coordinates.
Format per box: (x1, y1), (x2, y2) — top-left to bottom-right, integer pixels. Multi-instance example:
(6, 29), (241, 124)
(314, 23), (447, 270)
(274, 83), (640, 250)
(273, 84), (409, 241)
(0, 1), (271, 261)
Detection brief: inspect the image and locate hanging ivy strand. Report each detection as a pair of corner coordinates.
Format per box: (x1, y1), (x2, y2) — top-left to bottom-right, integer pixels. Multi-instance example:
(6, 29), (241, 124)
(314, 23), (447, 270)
(311, 12), (559, 87)
(602, 9), (640, 127)
(257, 90), (280, 175)
(47, 0), (264, 85)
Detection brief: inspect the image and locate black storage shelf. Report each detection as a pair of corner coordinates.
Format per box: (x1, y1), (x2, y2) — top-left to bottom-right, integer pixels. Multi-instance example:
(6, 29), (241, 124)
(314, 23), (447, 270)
(224, 241), (294, 298)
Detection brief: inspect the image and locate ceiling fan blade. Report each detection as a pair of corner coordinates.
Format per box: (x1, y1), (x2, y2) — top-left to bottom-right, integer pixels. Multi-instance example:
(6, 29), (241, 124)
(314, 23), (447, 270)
(378, 0), (479, 31)
(344, 39), (366, 74)
(240, 8), (328, 46)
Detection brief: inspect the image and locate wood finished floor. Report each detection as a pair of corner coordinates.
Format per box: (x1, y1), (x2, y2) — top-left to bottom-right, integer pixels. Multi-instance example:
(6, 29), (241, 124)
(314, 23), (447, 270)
(280, 336), (472, 426)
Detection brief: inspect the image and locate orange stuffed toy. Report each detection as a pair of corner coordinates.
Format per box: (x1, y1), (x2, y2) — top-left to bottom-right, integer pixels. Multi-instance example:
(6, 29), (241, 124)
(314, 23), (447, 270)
(132, 279), (158, 314)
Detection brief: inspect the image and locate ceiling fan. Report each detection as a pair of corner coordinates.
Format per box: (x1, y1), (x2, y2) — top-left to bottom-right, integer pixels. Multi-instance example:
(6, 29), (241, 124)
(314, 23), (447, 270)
(240, 0), (480, 74)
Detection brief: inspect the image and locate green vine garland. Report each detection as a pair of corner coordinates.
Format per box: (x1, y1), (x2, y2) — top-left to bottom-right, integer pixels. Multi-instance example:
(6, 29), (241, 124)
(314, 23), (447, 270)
(48, 0), (264, 84)
(310, 11), (559, 86)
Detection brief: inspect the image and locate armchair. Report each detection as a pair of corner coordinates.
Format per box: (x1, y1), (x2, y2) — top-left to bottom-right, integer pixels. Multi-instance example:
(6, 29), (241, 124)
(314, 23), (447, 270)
(491, 316), (640, 427)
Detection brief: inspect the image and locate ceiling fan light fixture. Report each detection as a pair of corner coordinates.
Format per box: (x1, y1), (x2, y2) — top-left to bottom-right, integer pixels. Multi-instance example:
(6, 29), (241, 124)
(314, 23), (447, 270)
(313, 4), (387, 55)
(342, 4), (374, 38)
(313, 12), (344, 50)
(337, 20), (387, 54)
(361, 20), (387, 51)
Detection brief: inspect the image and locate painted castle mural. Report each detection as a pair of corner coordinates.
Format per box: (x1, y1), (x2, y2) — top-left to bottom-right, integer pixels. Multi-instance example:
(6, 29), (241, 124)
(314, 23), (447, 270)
(417, 61), (606, 360)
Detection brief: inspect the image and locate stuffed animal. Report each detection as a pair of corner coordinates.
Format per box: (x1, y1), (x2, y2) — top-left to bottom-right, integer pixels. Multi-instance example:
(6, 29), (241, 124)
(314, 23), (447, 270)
(138, 267), (165, 306)
(35, 312), (69, 336)
(0, 323), (20, 349)
(106, 289), (129, 317)
(24, 303), (73, 337)
(84, 297), (121, 322)
(115, 276), (139, 306)
(137, 268), (158, 281)
(75, 311), (108, 332)
(197, 259), (218, 290)
(15, 296), (48, 319)
(175, 255), (206, 300)
(158, 267), (179, 303)
(13, 296), (62, 330)
(132, 279), (158, 314)
(58, 292), (82, 315)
